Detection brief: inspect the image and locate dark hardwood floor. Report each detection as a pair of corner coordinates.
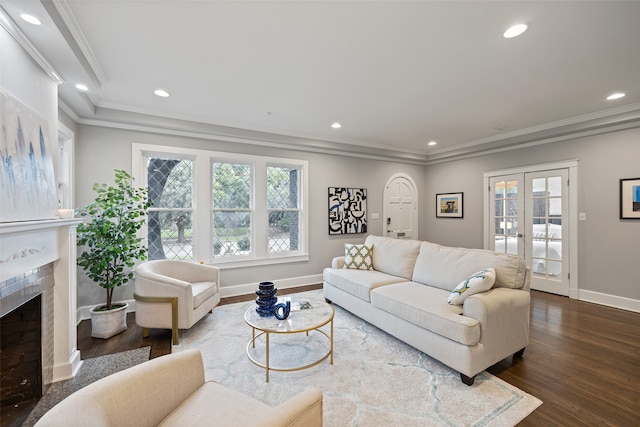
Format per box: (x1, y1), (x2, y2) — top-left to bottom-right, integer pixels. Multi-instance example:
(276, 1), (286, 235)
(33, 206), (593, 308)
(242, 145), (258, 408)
(4, 287), (639, 426)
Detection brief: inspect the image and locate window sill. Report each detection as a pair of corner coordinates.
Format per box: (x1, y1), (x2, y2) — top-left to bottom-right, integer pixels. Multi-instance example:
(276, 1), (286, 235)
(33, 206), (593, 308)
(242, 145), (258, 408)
(211, 254), (310, 270)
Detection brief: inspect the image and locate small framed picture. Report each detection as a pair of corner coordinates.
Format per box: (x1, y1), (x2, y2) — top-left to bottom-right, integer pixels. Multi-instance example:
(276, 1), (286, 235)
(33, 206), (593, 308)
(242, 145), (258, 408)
(620, 178), (640, 219)
(436, 192), (463, 218)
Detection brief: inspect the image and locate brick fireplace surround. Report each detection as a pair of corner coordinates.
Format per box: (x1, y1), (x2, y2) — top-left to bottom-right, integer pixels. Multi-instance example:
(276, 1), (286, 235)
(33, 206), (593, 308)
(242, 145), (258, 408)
(0, 219), (82, 409)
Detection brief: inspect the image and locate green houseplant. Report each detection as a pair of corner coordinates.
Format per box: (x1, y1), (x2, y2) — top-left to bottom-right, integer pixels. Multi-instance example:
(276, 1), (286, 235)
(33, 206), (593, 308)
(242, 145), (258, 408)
(77, 169), (151, 338)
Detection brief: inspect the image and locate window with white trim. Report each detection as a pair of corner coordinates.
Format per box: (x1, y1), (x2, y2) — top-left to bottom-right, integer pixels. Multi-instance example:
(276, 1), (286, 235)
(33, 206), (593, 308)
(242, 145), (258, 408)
(133, 144), (308, 266)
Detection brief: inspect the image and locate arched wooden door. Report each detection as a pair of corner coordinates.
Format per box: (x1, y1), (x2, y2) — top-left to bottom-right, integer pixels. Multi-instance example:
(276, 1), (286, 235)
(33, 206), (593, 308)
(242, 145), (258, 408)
(383, 174), (418, 239)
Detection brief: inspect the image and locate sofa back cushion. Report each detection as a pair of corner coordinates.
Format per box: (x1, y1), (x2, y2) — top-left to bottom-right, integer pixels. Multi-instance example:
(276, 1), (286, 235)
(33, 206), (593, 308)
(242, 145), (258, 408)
(412, 241), (527, 291)
(364, 235), (421, 280)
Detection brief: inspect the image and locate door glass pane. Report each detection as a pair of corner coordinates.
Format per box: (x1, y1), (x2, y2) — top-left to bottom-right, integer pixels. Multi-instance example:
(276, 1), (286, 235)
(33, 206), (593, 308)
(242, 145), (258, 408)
(495, 181), (505, 197)
(548, 241), (562, 260)
(506, 180), (518, 196)
(548, 176), (562, 197)
(547, 260), (562, 276)
(505, 217), (518, 236)
(549, 198), (562, 217)
(532, 177), (546, 192)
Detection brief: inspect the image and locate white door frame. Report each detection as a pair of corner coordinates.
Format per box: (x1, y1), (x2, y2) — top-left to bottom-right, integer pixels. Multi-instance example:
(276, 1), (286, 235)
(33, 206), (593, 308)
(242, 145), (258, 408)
(57, 122), (75, 209)
(483, 160), (579, 299)
(383, 173), (419, 239)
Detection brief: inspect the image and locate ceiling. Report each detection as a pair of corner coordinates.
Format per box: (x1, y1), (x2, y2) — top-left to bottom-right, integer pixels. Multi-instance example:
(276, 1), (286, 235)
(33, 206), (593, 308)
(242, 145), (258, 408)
(2, 0), (640, 164)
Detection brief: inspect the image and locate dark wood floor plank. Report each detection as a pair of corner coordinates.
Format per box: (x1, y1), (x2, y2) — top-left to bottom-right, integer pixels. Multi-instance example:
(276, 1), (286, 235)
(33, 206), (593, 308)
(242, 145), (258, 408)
(4, 286), (639, 427)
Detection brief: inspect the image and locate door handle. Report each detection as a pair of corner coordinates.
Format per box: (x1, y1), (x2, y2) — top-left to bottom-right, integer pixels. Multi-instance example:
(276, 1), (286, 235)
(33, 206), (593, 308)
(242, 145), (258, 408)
(517, 233), (523, 238)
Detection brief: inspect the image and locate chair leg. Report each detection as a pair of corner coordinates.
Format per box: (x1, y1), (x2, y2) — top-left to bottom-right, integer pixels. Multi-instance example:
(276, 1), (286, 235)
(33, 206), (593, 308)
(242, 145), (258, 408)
(170, 298), (179, 345)
(134, 293), (179, 345)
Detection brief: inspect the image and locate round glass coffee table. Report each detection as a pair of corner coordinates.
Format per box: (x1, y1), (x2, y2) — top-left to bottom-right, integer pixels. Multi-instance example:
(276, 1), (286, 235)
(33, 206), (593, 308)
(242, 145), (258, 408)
(244, 296), (334, 382)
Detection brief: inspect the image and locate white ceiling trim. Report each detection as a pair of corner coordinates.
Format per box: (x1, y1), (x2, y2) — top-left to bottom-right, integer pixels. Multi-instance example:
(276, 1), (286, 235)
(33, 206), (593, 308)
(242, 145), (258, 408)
(77, 115), (429, 166)
(430, 102), (640, 156)
(0, 7), (63, 84)
(45, 0), (107, 88)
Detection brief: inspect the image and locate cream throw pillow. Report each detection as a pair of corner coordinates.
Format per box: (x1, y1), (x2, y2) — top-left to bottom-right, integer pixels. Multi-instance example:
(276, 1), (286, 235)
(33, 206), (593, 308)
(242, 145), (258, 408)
(343, 244), (373, 270)
(447, 268), (496, 305)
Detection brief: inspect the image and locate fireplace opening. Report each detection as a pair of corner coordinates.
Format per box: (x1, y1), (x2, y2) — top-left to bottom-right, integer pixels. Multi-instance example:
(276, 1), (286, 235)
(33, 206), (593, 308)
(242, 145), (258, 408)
(1, 295), (43, 409)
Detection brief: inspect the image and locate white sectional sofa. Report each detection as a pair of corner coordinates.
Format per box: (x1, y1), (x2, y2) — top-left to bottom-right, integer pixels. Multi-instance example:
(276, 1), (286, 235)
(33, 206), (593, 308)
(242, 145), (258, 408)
(323, 235), (531, 385)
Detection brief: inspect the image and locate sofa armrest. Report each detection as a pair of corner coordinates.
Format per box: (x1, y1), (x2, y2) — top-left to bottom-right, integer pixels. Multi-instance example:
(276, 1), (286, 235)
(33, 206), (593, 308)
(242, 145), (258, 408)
(463, 288), (530, 365)
(332, 256), (345, 269)
(262, 388), (323, 427)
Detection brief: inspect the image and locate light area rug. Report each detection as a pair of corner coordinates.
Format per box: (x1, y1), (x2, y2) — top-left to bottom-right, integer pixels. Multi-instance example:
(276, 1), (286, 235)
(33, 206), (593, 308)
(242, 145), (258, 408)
(22, 347), (151, 427)
(174, 290), (541, 426)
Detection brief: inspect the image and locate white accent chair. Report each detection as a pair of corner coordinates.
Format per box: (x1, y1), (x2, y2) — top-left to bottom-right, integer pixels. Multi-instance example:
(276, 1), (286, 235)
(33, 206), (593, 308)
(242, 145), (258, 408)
(34, 349), (323, 427)
(134, 260), (220, 344)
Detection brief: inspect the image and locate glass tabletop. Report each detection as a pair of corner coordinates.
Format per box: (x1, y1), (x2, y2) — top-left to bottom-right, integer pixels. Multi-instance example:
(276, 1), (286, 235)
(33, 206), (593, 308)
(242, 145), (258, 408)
(244, 296), (334, 333)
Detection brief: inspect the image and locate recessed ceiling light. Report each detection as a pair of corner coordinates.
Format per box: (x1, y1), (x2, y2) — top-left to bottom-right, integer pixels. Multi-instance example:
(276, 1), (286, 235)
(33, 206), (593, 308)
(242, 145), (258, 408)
(20, 14), (41, 25)
(75, 83), (89, 91)
(154, 89), (170, 98)
(606, 92), (625, 100)
(503, 24), (528, 39)
(331, 122), (342, 129)
(427, 141), (437, 146)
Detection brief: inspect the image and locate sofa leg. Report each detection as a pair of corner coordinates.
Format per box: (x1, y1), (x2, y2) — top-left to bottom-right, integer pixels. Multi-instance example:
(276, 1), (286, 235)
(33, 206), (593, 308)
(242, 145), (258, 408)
(514, 347), (525, 358)
(460, 373), (475, 386)
(325, 298), (332, 304)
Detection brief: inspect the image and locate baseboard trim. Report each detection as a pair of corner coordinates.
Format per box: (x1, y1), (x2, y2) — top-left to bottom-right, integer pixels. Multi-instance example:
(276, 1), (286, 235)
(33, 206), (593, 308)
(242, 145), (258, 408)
(76, 274), (323, 323)
(578, 289), (640, 313)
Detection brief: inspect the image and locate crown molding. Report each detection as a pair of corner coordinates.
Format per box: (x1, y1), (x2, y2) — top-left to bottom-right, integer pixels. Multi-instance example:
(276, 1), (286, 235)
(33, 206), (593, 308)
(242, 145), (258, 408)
(0, 7), (63, 84)
(428, 102), (640, 157)
(66, 99), (640, 167)
(45, 0), (107, 88)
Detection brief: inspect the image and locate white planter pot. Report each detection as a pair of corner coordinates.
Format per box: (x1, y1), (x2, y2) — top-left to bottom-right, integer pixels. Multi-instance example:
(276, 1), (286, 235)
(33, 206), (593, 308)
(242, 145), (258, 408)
(90, 303), (128, 339)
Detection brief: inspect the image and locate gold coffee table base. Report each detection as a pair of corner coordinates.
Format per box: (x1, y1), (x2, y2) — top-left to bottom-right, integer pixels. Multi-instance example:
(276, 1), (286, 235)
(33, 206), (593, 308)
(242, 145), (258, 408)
(244, 297), (334, 382)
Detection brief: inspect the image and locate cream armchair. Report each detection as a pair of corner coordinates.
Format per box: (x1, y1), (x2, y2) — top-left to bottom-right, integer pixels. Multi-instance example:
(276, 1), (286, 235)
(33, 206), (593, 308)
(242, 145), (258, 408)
(134, 260), (220, 344)
(35, 349), (323, 427)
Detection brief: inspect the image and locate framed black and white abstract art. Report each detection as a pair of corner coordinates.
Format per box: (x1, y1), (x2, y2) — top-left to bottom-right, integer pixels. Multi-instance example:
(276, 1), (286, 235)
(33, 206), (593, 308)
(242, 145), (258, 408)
(328, 187), (367, 235)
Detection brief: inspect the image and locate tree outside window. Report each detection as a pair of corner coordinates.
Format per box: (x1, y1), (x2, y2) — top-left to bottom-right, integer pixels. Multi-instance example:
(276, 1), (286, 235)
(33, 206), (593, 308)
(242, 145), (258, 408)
(147, 158), (193, 260)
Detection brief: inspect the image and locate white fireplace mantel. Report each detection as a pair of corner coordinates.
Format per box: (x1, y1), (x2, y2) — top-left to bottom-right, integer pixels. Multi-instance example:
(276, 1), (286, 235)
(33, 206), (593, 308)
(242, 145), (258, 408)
(0, 218), (84, 381)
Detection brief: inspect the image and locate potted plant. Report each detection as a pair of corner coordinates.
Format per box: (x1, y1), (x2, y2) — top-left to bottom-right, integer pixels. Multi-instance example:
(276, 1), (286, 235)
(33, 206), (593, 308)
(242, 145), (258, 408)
(77, 169), (151, 339)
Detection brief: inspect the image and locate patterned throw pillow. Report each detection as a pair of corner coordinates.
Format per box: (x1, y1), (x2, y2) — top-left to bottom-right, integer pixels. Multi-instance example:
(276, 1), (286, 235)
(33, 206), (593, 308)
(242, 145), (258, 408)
(343, 244), (373, 270)
(447, 268), (496, 305)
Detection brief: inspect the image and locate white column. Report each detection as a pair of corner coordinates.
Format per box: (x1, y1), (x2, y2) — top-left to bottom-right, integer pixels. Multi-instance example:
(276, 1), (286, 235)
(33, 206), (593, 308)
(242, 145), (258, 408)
(52, 222), (83, 381)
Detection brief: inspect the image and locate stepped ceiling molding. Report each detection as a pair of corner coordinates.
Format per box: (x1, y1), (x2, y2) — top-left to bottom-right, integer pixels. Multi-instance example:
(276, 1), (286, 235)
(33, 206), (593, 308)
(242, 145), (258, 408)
(2, 1), (640, 164)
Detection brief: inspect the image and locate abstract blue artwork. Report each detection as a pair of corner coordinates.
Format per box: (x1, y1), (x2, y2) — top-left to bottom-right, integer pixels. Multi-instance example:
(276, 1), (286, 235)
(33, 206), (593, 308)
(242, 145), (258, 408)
(1, 89), (58, 222)
(328, 187), (367, 234)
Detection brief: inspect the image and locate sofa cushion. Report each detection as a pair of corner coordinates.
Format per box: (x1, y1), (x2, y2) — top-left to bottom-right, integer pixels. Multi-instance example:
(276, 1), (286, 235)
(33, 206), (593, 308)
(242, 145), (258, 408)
(160, 381), (272, 426)
(371, 282), (480, 346)
(343, 244), (373, 270)
(323, 267), (405, 302)
(412, 241), (526, 291)
(192, 282), (218, 309)
(364, 235), (421, 280)
(447, 268), (496, 305)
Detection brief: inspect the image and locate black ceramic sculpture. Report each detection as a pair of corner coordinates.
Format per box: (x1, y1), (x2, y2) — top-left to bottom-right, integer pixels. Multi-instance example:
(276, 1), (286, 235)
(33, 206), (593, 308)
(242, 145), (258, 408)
(255, 281), (277, 317)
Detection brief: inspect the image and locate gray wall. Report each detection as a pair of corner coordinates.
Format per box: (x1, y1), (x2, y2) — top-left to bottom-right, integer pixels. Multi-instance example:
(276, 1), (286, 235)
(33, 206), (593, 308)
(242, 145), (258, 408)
(424, 127), (640, 301)
(74, 125), (425, 307)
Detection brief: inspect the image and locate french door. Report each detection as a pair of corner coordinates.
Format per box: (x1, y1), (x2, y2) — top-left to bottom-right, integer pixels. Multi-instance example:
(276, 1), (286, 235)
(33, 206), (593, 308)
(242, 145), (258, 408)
(487, 167), (571, 296)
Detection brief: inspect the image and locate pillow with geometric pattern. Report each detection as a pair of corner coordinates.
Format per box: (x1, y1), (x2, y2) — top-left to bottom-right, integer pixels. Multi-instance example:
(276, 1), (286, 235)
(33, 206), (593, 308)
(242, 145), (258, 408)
(447, 268), (496, 305)
(343, 244), (374, 270)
